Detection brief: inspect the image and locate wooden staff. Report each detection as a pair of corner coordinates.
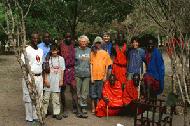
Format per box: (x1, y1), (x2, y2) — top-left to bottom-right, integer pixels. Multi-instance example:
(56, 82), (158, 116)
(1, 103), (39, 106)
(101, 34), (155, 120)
(138, 68), (143, 99)
(106, 105), (109, 120)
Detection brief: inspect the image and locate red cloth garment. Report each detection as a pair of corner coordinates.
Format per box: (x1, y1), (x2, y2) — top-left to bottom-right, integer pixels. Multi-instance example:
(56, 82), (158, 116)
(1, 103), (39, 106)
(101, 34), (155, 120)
(112, 44), (127, 85)
(59, 41), (75, 86)
(123, 80), (138, 105)
(143, 73), (160, 92)
(96, 80), (123, 117)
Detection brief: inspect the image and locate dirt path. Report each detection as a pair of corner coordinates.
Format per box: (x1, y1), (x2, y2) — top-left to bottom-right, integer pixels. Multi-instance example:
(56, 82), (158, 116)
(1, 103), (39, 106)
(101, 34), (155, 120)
(0, 55), (187, 126)
(0, 55), (130, 126)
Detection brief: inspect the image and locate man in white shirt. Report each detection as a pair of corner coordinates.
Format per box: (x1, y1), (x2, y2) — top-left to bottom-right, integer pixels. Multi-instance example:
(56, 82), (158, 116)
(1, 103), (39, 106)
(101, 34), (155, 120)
(21, 33), (43, 122)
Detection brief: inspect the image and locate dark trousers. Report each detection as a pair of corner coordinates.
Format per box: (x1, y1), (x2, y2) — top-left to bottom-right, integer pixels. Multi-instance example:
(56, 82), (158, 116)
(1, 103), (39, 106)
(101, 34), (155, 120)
(61, 84), (78, 112)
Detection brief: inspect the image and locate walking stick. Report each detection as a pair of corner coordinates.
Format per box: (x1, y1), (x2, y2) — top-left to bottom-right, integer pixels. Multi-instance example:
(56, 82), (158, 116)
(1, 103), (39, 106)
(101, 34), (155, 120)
(106, 105), (109, 120)
(138, 69), (143, 99)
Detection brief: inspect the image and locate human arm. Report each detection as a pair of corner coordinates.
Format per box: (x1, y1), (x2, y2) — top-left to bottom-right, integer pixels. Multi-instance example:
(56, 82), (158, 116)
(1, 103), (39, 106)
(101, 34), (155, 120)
(44, 73), (50, 88)
(59, 69), (64, 87)
(59, 57), (65, 87)
(90, 63), (94, 83)
(104, 52), (113, 81)
(103, 97), (109, 104)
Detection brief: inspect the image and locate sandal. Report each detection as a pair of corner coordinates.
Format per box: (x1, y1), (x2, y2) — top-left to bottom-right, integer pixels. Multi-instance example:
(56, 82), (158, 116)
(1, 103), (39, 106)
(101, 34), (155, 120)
(76, 113), (88, 118)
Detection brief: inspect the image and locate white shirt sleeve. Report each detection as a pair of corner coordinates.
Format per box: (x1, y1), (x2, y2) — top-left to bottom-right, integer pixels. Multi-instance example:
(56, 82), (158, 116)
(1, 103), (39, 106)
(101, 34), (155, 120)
(21, 53), (25, 64)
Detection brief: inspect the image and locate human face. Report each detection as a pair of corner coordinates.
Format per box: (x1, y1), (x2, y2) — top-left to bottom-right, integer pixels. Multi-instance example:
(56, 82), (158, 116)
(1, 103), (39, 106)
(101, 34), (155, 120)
(79, 38), (87, 49)
(132, 40), (139, 49)
(32, 34), (39, 46)
(43, 33), (50, 44)
(95, 42), (101, 49)
(146, 40), (155, 52)
(103, 34), (110, 43)
(51, 49), (58, 57)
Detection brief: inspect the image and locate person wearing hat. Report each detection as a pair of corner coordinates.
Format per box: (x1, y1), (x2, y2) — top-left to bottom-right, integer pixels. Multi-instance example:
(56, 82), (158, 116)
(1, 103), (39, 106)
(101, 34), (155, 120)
(90, 36), (112, 113)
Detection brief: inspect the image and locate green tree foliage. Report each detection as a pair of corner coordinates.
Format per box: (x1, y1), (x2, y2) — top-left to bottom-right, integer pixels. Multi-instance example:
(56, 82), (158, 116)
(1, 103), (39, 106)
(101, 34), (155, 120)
(24, 0), (134, 38)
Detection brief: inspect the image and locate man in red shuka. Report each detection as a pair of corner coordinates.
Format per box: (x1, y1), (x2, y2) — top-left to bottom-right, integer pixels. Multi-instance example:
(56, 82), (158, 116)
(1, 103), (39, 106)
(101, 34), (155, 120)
(96, 74), (123, 117)
(122, 73), (140, 115)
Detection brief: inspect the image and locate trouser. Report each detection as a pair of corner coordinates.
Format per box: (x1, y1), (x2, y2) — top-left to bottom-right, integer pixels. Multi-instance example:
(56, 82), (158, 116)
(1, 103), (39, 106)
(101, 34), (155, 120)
(76, 77), (90, 108)
(90, 80), (103, 100)
(127, 72), (134, 80)
(61, 84), (78, 112)
(22, 75), (43, 121)
(43, 92), (60, 115)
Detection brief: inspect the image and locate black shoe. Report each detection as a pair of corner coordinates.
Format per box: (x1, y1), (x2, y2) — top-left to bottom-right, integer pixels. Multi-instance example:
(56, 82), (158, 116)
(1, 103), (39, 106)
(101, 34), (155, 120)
(45, 114), (48, 118)
(72, 108), (77, 114)
(82, 108), (87, 114)
(62, 112), (68, 118)
(26, 121), (33, 126)
(53, 115), (62, 120)
(76, 113), (88, 118)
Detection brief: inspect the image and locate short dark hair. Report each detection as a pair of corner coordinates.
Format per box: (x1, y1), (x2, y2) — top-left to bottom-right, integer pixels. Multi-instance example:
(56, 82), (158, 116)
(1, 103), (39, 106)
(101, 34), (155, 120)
(142, 34), (158, 46)
(31, 32), (39, 38)
(50, 43), (58, 51)
(130, 36), (139, 43)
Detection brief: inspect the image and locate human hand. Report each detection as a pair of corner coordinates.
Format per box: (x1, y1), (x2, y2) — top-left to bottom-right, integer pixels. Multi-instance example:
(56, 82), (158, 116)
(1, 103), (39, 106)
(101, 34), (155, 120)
(103, 76), (107, 82)
(103, 97), (109, 104)
(44, 79), (50, 88)
(91, 79), (94, 84)
(59, 80), (64, 87)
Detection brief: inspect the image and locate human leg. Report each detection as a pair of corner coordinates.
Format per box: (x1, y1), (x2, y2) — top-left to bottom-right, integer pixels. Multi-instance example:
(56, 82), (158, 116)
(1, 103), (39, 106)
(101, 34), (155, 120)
(70, 84), (78, 113)
(22, 78), (33, 121)
(81, 77), (90, 114)
(60, 86), (68, 117)
(43, 91), (51, 115)
(90, 82), (98, 113)
(76, 77), (82, 107)
(52, 92), (62, 120)
(25, 102), (33, 122)
(96, 80), (103, 100)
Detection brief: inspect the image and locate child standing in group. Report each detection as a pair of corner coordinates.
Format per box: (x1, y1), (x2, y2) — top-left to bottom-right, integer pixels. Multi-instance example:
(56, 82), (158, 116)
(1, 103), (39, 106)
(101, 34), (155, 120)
(127, 37), (145, 80)
(43, 43), (65, 120)
(90, 36), (112, 113)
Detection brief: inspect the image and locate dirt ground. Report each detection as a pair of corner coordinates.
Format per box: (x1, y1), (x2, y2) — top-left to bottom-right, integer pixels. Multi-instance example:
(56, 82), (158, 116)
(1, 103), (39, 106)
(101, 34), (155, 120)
(0, 55), (188, 126)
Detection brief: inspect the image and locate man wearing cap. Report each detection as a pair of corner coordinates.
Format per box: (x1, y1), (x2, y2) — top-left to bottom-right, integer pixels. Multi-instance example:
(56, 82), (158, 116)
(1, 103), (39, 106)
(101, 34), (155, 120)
(90, 36), (112, 113)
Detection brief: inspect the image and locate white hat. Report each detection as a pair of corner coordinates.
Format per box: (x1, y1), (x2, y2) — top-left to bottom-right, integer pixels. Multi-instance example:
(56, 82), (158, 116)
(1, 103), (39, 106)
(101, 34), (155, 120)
(93, 36), (103, 45)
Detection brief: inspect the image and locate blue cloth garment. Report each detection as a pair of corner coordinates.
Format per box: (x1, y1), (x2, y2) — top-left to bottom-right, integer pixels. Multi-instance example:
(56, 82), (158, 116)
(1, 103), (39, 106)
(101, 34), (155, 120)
(102, 42), (112, 70)
(146, 48), (165, 94)
(38, 42), (51, 62)
(127, 48), (145, 74)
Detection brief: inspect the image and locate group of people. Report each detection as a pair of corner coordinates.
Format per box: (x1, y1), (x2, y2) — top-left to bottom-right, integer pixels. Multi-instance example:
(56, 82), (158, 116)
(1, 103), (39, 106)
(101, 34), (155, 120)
(21, 31), (165, 123)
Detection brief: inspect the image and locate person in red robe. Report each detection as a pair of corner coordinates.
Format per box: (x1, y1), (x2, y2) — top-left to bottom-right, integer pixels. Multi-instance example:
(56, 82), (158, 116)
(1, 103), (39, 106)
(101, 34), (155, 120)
(122, 73), (140, 115)
(96, 74), (123, 117)
(112, 32), (127, 85)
